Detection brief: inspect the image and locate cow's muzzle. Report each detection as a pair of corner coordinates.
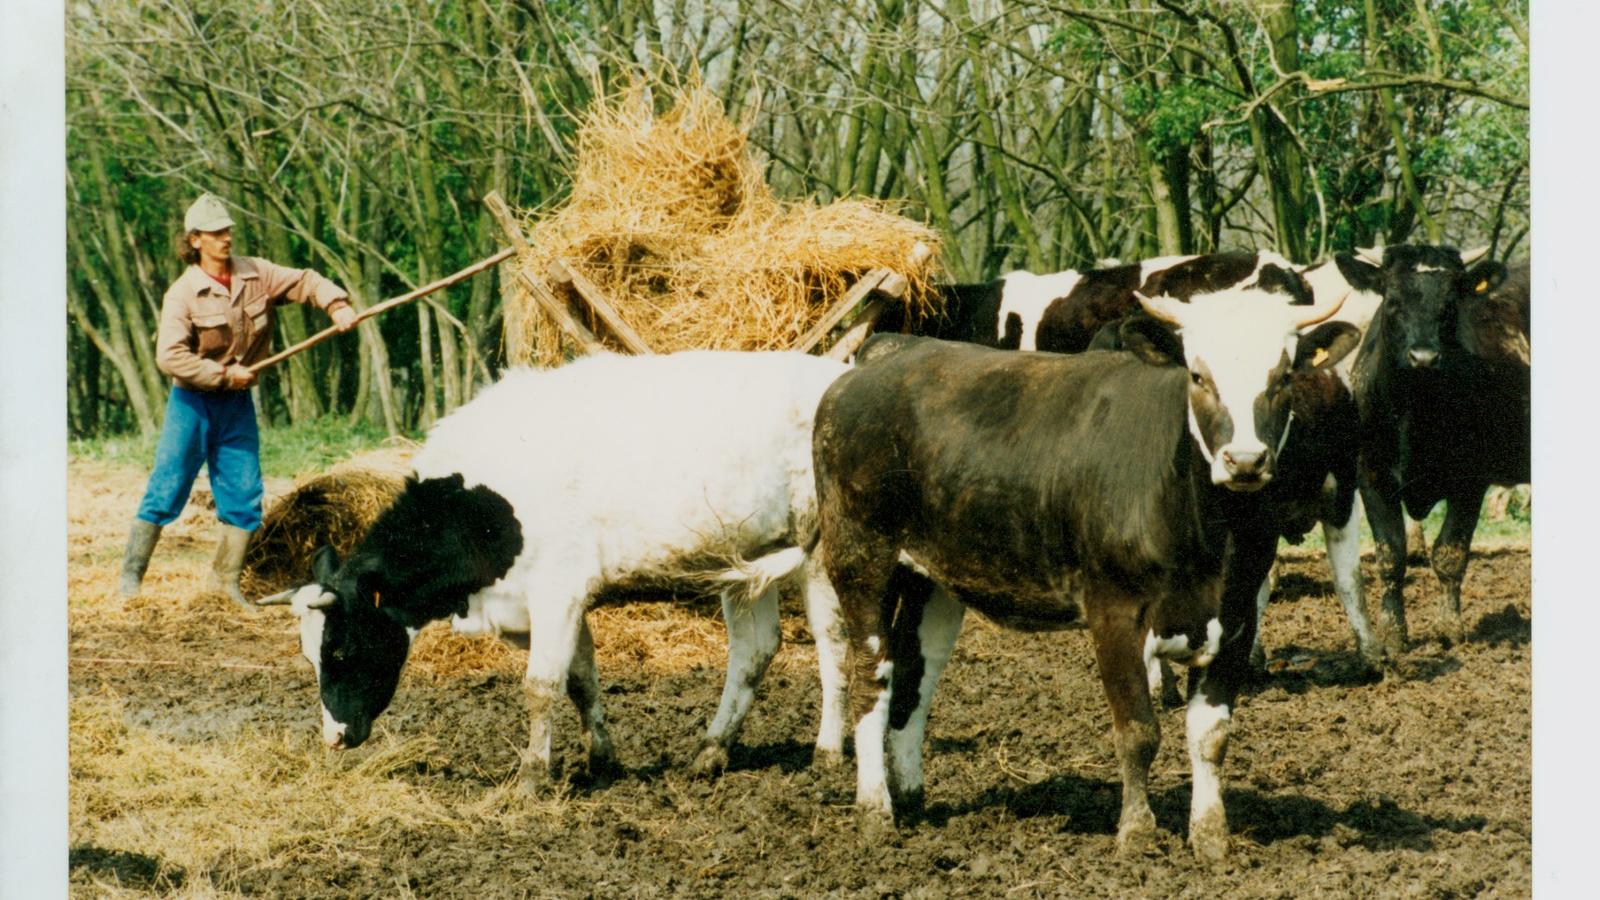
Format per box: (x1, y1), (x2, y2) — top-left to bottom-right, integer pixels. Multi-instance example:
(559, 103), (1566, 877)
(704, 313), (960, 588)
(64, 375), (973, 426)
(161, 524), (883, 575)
(1218, 446), (1273, 491)
(1407, 346), (1440, 369)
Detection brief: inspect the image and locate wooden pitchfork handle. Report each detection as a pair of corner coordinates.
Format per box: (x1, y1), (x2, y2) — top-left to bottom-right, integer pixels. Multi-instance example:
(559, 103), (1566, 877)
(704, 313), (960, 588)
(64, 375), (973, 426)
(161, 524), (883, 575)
(246, 246), (517, 374)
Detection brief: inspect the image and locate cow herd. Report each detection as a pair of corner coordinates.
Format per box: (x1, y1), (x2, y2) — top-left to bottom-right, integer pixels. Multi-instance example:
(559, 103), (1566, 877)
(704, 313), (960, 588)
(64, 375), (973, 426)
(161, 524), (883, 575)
(258, 242), (1530, 861)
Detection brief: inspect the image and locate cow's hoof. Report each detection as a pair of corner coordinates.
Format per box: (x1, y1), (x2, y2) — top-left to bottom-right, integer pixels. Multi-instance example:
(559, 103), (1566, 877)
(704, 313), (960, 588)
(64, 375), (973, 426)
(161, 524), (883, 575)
(1376, 618), (1408, 659)
(812, 746), (845, 769)
(1357, 640), (1388, 672)
(586, 750), (624, 784)
(1438, 618), (1466, 648)
(691, 742), (728, 777)
(1344, 645), (1385, 683)
(855, 806), (897, 843)
(1115, 810), (1159, 856)
(891, 787), (925, 821)
(1189, 810), (1229, 863)
(516, 761), (554, 796)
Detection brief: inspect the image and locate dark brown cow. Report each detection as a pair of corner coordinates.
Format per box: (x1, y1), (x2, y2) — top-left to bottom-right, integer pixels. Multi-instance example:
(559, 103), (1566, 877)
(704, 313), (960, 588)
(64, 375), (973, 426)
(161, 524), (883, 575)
(884, 251), (1389, 674)
(814, 284), (1358, 860)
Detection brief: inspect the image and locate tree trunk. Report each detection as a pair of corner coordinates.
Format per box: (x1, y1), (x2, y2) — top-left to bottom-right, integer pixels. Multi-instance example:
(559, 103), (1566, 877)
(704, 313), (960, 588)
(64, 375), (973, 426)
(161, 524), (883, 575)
(258, 213), (325, 422)
(1365, 0), (1440, 244)
(66, 264), (158, 435)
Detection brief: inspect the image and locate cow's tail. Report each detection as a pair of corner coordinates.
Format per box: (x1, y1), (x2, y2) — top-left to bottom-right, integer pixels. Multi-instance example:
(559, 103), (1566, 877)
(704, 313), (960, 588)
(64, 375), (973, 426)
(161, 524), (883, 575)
(714, 546), (807, 604)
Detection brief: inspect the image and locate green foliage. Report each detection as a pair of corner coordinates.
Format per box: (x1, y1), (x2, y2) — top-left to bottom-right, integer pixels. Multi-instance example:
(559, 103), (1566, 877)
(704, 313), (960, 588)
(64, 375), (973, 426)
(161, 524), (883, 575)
(1126, 82), (1233, 157)
(65, 0), (1530, 433)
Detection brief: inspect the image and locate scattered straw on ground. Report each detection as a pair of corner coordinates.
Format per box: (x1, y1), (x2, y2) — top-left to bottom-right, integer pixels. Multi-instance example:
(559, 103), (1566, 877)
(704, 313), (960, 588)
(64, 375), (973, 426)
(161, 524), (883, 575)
(70, 691), (466, 893)
(406, 598), (818, 681)
(508, 78), (941, 365)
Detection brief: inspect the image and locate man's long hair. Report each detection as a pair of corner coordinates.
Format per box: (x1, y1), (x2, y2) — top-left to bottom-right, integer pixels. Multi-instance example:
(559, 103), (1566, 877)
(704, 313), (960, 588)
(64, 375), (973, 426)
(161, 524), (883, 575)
(174, 230), (201, 265)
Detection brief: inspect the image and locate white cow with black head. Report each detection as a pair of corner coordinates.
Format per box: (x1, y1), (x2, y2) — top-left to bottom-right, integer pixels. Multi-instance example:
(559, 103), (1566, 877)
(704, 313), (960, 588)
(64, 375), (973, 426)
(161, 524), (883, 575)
(264, 351), (851, 787)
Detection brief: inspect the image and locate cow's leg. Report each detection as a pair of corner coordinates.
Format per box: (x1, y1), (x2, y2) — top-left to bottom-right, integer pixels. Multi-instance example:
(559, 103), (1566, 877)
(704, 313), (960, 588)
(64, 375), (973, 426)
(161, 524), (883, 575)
(1185, 533), (1275, 862)
(1432, 484), (1488, 646)
(1184, 663), (1231, 863)
(800, 556), (851, 766)
(885, 578), (964, 816)
(1087, 592), (1161, 853)
(1146, 654), (1179, 707)
(822, 531), (900, 818)
(565, 617), (619, 779)
(518, 582), (588, 794)
(1324, 491), (1383, 670)
(1360, 472), (1411, 657)
(1247, 574), (1272, 673)
(693, 582), (783, 775)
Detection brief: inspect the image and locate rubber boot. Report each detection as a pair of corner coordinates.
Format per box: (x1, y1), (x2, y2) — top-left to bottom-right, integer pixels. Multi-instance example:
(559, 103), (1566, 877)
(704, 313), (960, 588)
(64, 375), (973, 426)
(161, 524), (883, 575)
(208, 524), (254, 608)
(117, 519), (163, 598)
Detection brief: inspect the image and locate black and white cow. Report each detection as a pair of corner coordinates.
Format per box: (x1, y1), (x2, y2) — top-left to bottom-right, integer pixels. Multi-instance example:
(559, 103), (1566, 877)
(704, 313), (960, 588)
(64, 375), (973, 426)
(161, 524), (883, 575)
(873, 255), (1196, 350)
(882, 251), (1387, 673)
(261, 351), (853, 787)
(876, 249), (1383, 356)
(1343, 245), (1528, 650)
(814, 284), (1357, 860)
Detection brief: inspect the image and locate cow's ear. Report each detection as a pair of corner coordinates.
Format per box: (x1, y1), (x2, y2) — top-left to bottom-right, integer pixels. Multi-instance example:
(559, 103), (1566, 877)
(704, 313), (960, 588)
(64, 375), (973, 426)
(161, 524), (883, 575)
(1294, 321), (1361, 372)
(1086, 320), (1124, 351)
(312, 545), (341, 584)
(1461, 260), (1508, 297)
(1119, 315), (1184, 367)
(1334, 253), (1384, 294)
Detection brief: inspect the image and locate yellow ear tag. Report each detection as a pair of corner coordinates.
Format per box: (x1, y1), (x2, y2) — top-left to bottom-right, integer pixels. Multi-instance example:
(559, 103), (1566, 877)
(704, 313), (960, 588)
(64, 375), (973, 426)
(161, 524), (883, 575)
(373, 591), (382, 609)
(1312, 347), (1329, 366)
(1475, 279), (1489, 293)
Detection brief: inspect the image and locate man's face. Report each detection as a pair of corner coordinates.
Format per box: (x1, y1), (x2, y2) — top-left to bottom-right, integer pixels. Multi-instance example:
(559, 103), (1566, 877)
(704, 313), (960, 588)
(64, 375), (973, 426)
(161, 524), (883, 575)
(189, 227), (232, 265)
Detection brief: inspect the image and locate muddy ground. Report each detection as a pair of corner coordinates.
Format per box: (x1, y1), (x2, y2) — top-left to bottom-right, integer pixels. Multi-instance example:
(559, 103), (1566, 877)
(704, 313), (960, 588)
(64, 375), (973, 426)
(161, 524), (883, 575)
(68, 461), (1530, 898)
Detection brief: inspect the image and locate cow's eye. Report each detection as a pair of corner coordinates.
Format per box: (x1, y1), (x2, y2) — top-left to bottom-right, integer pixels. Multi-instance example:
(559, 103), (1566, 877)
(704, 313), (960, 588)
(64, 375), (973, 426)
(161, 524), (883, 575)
(1190, 369), (1204, 386)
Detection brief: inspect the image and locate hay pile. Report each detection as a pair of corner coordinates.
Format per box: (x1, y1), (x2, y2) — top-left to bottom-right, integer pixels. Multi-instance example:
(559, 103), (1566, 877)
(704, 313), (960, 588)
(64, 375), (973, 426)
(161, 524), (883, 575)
(510, 81), (941, 365)
(242, 445), (417, 596)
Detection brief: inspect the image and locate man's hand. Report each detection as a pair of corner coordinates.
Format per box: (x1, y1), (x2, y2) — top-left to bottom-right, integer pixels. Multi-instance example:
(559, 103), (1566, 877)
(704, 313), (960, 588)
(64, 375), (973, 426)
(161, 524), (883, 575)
(224, 364), (257, 390)
(331, 305), (358, 333)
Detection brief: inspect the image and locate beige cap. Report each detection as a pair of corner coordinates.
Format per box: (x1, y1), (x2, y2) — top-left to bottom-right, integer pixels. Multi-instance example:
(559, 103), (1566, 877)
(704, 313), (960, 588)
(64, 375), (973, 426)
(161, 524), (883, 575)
(183, 192), (234, 232)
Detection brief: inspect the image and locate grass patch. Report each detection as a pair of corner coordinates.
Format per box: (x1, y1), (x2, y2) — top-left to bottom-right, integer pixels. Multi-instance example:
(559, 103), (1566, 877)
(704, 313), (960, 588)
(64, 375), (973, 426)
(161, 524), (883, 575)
(1287, 489), (1531, 554)
(71, 417), (413, 480)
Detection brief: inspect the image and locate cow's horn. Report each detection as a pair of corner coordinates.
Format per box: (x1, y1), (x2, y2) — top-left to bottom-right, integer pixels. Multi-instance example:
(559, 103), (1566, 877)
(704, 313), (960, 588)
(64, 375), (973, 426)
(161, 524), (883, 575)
(1459, 245), (1490, 265)
(1295, 289), (1350, 329)
(1134, 291), (1186, 327)
(1356, 245), (1384, 266)
(308, 590), (337, 609)
(255, 588), (296, 606)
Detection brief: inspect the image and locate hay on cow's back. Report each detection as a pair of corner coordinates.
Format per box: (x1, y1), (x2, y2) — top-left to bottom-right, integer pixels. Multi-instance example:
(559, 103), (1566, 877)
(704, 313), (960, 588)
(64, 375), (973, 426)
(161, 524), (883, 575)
(508, 79), (941, 365)
(242, 445), (417, 595)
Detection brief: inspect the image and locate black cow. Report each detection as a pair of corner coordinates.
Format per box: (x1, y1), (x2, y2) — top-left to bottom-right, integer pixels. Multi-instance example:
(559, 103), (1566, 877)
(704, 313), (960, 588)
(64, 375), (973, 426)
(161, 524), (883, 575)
(1344, 246), (1528, 650)
(814, 284), (1357, 860)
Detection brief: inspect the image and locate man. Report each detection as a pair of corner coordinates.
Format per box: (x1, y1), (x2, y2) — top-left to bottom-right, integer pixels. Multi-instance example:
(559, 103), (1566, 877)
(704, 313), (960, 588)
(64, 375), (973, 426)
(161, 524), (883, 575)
(117, 192), (357, 605)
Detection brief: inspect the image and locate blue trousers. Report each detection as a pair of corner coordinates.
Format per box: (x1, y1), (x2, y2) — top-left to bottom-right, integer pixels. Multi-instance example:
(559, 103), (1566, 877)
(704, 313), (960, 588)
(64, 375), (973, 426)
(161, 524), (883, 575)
(135, 386), (263, 531)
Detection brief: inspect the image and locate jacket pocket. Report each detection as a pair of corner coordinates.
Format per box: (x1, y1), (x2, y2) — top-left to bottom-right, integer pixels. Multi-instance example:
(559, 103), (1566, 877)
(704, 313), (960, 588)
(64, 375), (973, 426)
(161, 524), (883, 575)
(194, 313), (231, 355)
(244, 297), (271, 334)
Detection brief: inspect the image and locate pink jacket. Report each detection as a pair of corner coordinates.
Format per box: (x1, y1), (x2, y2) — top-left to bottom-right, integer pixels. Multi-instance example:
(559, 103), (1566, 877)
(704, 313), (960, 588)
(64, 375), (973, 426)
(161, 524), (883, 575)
(156, 256), (349, 391)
